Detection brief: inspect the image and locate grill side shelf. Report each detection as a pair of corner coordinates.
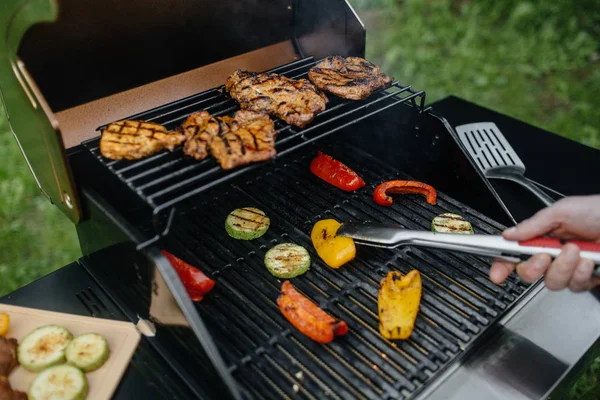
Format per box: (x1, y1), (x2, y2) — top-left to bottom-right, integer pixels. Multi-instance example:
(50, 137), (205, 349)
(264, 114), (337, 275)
(81, 57), (427, 248)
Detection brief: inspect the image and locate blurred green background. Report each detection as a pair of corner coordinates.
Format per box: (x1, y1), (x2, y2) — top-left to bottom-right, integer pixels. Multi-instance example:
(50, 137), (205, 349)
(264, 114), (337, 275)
(0, 0), (598, 397)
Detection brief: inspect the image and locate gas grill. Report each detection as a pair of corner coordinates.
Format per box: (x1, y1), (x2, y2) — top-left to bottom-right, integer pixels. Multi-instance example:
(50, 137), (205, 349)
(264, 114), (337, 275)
(2, 1), (600, 399)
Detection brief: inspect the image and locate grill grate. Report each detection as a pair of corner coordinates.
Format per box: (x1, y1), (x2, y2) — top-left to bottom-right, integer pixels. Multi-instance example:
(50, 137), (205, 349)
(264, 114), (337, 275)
(149, 142), (529, 400)
(81, 57), (427, 223)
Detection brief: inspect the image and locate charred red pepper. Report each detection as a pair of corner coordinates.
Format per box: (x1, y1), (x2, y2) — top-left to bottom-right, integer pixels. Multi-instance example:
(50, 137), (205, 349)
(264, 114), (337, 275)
(310, 151), (366, 192)
(161, 250), (215, 302)
(278, 281), (348, 343)
(374, 180), (437, 206)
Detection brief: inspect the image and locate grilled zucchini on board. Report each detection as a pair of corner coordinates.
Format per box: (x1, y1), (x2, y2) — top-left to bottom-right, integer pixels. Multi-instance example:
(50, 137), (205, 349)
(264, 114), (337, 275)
(432, 213), (474, 234)
(264, 243), (311, 278)
(225, 207), (270, 240)
(66, 333), (110, 372)
(378, 270), (422, 340)
(29, 364), (88, 400)
(18, 325), (73, 372)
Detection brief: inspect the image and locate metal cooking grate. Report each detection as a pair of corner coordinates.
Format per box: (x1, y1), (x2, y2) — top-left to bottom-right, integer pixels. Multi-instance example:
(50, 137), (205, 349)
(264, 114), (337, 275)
(150, 142), (530, 400)
(81, 57), (427, 224)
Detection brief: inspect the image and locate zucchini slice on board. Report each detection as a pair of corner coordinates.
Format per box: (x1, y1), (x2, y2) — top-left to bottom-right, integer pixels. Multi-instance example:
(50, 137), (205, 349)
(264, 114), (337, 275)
(18, 325), (73, 372)
(66, 333), (110, 372)
(432, 213), (474, 234)
(264, 243), (311, 278)
(225, 207), (270, 240)
(29, 364), (88, 400)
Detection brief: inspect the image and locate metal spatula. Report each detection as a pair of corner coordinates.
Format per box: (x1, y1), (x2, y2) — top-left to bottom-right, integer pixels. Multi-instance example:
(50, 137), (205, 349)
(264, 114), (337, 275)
(455, 122), (555, 206)
(337, 222), (600, 274)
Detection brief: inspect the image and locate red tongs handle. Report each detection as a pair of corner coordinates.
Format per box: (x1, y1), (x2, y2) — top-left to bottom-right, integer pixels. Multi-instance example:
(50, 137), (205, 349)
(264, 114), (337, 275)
(519, 238), (600, 253)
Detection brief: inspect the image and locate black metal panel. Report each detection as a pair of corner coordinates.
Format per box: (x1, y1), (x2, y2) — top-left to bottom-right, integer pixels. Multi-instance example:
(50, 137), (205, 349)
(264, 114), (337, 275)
(18, 0), (365, 112)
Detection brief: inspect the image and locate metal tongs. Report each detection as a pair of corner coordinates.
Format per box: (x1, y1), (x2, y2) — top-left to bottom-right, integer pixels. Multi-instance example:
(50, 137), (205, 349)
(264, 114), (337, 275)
(337, 222), (600, 276)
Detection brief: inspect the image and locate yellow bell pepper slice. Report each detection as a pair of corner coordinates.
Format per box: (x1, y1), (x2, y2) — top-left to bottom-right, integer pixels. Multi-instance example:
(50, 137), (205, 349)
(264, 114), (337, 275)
(310, 219), (356, 268)
(0, 313), (9, 336)
(378, 270), (422, 340)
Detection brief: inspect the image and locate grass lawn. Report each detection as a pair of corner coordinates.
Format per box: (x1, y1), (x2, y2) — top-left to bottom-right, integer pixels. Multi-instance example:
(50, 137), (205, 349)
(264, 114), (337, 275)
(0, 0), (598, 396)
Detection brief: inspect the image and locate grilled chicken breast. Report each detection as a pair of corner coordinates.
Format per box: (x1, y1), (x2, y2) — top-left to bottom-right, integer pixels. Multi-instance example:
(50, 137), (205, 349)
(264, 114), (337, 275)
(183, 110), (277, 169)
(308, 56), (393, 100)
(100, 120), (186, 160)
(225, 70), (327, 128)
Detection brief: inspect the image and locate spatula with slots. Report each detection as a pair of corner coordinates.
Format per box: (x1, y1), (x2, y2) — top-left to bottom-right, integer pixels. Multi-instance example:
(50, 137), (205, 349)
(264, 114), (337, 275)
(455, 122), (555, 206)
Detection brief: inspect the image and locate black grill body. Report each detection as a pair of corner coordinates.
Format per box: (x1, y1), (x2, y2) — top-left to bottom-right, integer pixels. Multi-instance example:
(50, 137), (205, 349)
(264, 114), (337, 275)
(69, 59), (534, 399)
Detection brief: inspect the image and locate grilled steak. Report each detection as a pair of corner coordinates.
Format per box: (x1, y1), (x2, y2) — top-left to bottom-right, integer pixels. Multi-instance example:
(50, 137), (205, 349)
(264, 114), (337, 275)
(100, 120), (186, 160)
(183, 110), (277, 169)
(225, 70), (327, 128)
(0, 337), (18, 376)
(308, 56), (393, 100)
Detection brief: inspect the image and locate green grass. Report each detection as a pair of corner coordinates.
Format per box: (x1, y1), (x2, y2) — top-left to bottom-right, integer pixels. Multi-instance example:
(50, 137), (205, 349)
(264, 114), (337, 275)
(0, 131), (80, 296)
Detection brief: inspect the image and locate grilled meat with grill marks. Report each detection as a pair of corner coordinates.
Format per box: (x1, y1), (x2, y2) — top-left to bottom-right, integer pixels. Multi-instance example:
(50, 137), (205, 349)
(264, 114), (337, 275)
(183, 110), (277, 169)
(308, 56), (393, 100)
(0, 338), (18, 377)
(225, 70), (327, 128)
(100, 120), (186, 160)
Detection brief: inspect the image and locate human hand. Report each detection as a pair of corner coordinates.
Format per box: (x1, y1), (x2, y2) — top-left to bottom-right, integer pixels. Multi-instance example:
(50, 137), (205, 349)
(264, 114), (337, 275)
(489, 195), (600, 292)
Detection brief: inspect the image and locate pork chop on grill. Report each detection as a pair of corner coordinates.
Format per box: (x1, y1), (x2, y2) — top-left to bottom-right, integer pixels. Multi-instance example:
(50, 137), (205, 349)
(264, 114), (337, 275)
(225, 70), (327, 128)
(183, 110), (277, 169)
(308, 56), (393, 100)
(100, 120), (186, 160)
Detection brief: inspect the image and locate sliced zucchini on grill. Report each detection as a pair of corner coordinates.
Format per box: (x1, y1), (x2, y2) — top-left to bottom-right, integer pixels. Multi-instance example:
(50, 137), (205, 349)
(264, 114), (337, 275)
(29, 364), (88, 400)
(18, 325), (73, 372)
(66, 333), (110, 372)
(264, 243), (310, 278)
(226, 207), (270, 240)
(432, 213), (474, 234)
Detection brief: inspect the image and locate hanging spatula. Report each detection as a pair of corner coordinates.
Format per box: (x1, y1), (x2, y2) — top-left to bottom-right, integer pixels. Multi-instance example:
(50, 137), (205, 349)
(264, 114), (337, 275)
(455, 122), (555, 206)
(337, 222), (600, 275)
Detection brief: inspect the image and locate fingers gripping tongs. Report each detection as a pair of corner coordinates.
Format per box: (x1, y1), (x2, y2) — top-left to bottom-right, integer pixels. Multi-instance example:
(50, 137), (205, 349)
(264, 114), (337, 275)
(337, 222), (600, 276)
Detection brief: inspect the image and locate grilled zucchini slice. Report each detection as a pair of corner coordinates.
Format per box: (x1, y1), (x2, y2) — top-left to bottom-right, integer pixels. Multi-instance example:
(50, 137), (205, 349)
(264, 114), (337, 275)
(18, 325), (73, 372)
(264, 243), (310, 278)
(432, 213), (474, 234)
(66, 333), (110, 372)
(225, 207), (270, 240)
(29, 364), (88, 400)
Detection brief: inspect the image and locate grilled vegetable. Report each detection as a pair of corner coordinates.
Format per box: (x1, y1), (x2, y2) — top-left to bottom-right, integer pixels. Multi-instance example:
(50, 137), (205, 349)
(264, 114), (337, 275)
(378, 270), (422, 340)
(162, 250), (215, 302)
(225, 207), (270, 240)
(432, 213), (474, 234)
(264, 243), (310, 278)
(278, 281), (348, 343)
(29, 364), (88, 400)
(311, 219), (356, 268)
(0, 313), (9, 336)
(374, 180), (437, 206)
(18, 325), (73, 372)
(66, 333), (110, 372)
(310, 151), (366, 192)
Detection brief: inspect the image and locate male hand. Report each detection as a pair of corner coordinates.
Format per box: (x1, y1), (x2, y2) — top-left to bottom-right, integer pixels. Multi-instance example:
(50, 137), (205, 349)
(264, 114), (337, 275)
(489, 195), (600, 292)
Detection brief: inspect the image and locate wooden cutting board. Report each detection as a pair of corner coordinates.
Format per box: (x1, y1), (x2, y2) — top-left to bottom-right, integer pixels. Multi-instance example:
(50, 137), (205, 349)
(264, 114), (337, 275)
(0, 304), (141, 400)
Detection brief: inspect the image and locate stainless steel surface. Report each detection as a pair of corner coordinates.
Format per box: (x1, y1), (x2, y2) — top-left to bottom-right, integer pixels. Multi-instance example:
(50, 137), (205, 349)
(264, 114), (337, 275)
(456, 122), (555, 206)
(418, 285), (600, 400)
(337, 222), (600, 269)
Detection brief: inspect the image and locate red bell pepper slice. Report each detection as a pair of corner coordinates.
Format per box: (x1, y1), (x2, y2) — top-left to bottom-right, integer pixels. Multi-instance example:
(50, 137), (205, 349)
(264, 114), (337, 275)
(278, 281), (348, 343)
(161, 250), (215, 302)
(374, 180), (437, 206)
(310, 151), (366, 192)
